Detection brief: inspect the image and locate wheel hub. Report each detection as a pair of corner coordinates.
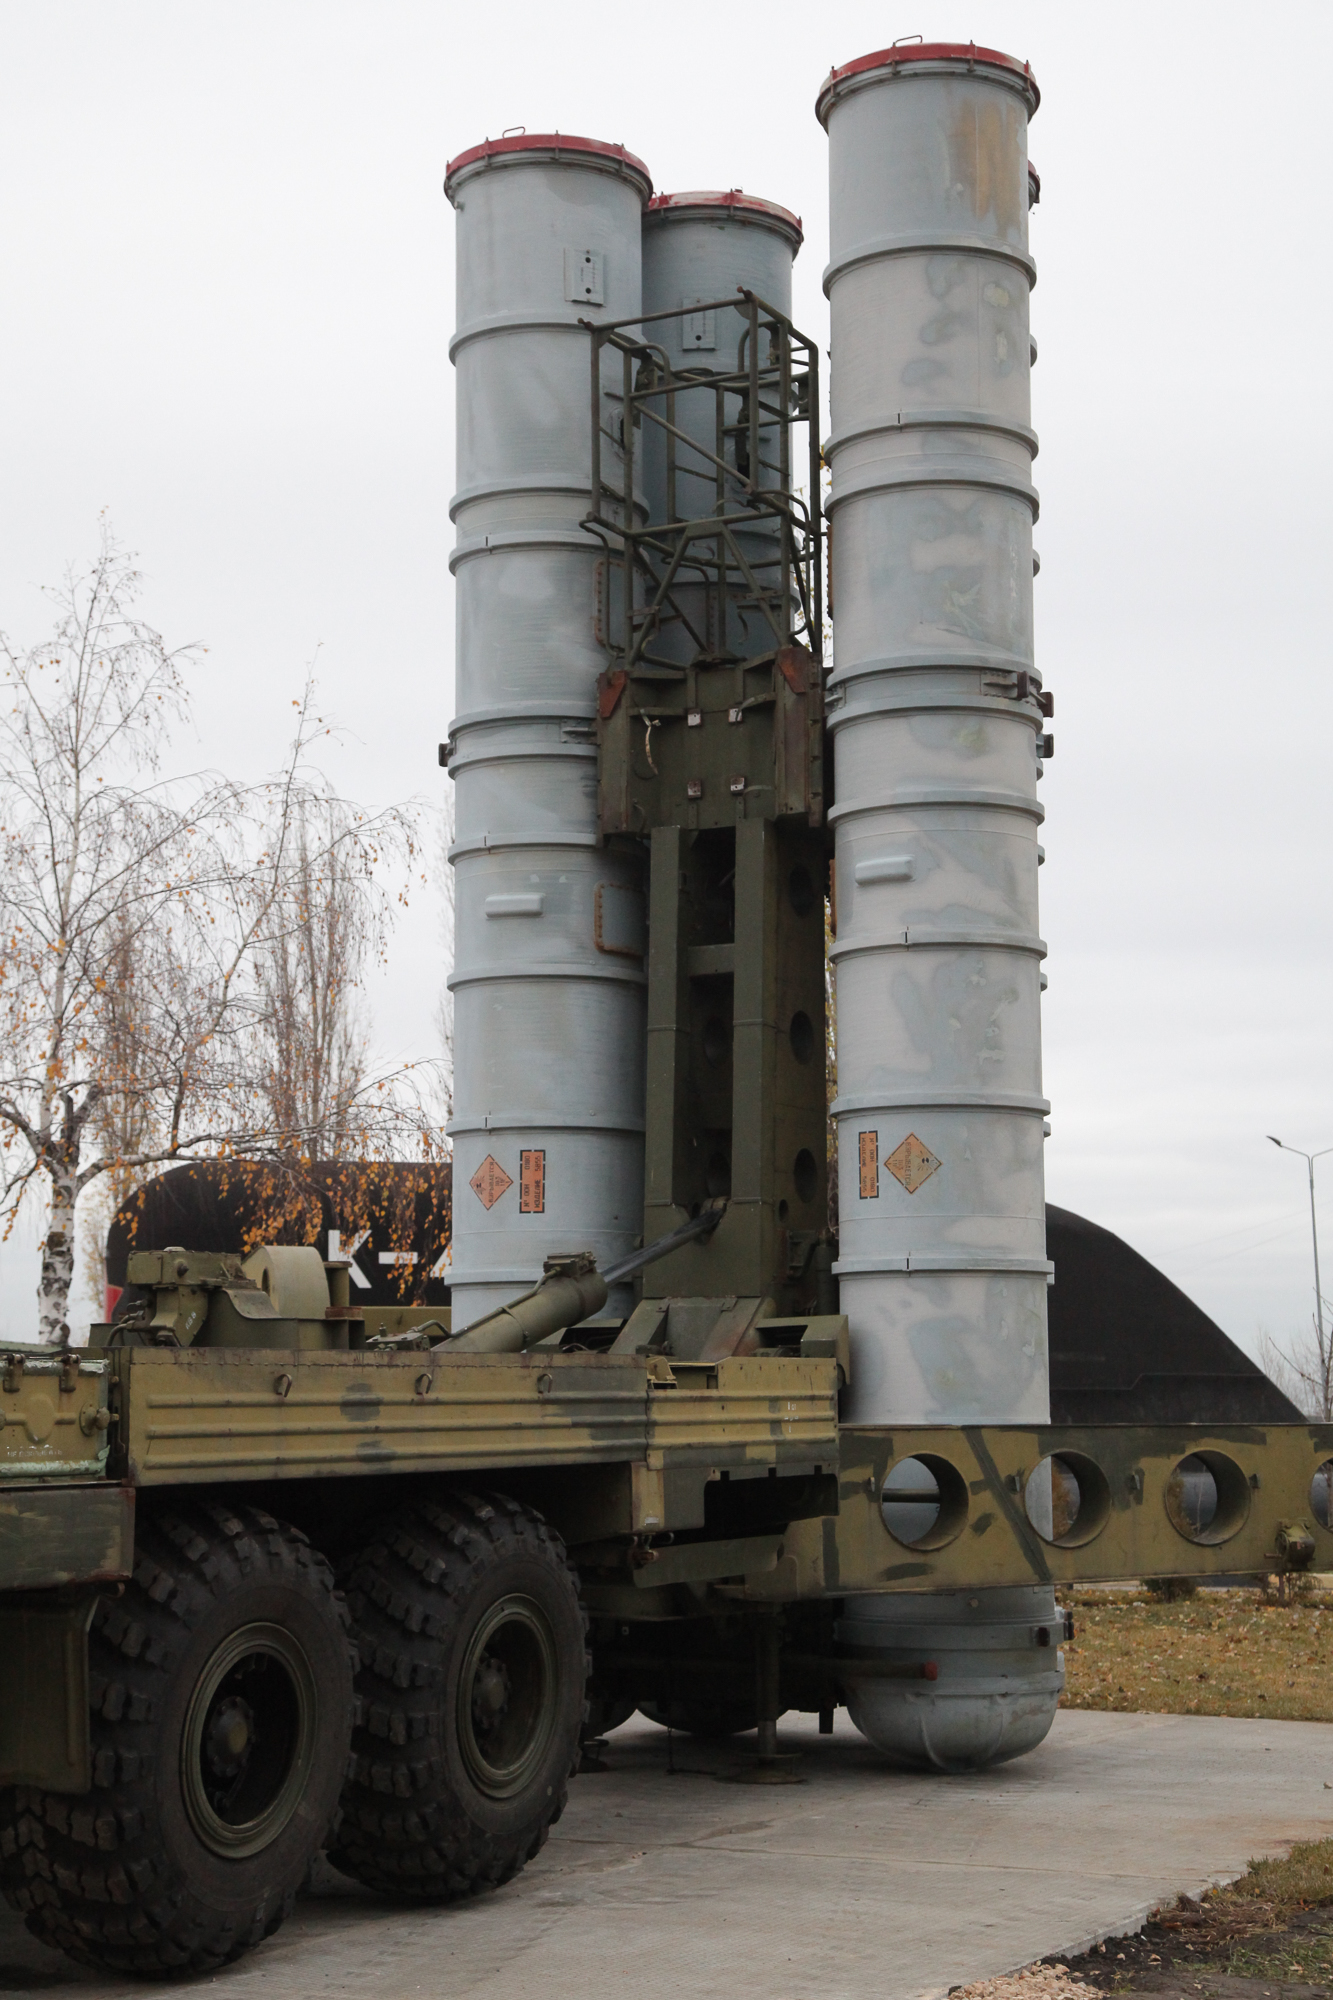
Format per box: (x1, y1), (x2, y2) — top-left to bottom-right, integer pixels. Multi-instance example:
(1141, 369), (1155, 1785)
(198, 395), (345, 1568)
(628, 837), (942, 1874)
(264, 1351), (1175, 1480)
(182, 1623), (319, 1859)
(203, 1694), (255, 1782)
(472, 1656), (511, 1728)
(457, 1594), (559, 1800)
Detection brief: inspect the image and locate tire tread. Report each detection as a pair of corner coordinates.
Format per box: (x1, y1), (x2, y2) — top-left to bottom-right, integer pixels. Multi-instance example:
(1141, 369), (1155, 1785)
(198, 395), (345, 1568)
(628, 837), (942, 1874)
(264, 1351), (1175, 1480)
(0, 1500), (353, 1978)
(330, 1489), (586, 1901)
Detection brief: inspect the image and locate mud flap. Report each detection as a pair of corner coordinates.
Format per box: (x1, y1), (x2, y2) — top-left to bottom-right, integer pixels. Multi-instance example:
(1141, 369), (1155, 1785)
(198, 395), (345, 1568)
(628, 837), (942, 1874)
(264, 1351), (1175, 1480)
(0, 1592), (98, 1791)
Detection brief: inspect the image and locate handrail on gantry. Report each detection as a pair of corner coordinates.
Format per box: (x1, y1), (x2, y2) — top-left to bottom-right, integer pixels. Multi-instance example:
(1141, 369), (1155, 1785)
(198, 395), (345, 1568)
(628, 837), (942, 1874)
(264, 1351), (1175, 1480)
(580, 288), (822, 679)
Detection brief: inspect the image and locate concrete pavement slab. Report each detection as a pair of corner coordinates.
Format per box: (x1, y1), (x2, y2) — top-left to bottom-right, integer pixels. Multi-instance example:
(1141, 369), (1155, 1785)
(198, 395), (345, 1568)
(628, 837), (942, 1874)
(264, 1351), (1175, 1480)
(2, 1709), (1331, 2000)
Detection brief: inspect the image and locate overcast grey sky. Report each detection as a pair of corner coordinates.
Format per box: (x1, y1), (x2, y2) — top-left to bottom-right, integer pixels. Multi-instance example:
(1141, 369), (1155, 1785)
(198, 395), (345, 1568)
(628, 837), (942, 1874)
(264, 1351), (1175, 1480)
(2, 0), (1330, 1357)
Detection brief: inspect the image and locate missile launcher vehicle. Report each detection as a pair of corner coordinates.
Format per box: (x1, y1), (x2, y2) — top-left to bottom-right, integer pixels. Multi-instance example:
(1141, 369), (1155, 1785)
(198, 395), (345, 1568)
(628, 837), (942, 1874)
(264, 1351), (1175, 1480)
(0, 39), (1325, 1981)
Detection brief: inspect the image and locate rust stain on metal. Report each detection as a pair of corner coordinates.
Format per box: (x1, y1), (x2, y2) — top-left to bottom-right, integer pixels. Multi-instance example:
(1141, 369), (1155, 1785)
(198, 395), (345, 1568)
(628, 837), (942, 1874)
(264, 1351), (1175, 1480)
(470, 1155), (513, 1210)
(776, 644), (808, 695)
(593, 883), (643, 960)
(597, 667), (627, 720)
(885, 1133), (942, 1195)
(949, 96), (1023, 234)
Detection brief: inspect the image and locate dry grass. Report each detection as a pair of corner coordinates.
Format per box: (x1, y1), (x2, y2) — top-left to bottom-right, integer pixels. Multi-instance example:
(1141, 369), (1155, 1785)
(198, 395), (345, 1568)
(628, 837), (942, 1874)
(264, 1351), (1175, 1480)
(1061, 1587), (1333, 1723)
(1054, 1839), (1333, 1990)
(1221, 1841), (1333, 1914)
(1216, 1841), (1333, 1981)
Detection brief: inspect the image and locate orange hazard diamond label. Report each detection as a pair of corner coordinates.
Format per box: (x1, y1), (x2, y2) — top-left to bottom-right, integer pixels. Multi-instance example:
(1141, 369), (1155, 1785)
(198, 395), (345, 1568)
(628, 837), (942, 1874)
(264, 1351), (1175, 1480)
(470, 1155), (513, 1210)
(885, 1133), (942, 1195)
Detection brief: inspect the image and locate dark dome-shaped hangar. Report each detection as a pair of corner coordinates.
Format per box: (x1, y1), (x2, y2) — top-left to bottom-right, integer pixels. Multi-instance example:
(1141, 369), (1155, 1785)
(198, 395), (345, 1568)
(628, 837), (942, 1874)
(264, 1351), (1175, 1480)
(1046, 1204), (1300, 1424)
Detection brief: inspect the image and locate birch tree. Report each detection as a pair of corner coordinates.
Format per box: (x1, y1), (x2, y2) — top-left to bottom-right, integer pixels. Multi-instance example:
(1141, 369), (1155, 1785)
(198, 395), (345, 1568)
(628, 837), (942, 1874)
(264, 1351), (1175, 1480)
(0, 530), (435, 1343)
(252, 796), (373, 1155)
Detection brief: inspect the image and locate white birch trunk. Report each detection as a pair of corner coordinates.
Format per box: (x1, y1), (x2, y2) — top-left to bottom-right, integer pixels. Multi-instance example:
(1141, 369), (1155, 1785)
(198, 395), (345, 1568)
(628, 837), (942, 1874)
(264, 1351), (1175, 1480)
(37, 1188), (76, 1346)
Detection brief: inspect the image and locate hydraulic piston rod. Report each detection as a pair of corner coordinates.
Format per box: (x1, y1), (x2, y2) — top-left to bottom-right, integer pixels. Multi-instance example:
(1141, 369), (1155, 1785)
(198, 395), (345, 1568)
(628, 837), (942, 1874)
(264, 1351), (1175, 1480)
(447, 1204), (727, 1353)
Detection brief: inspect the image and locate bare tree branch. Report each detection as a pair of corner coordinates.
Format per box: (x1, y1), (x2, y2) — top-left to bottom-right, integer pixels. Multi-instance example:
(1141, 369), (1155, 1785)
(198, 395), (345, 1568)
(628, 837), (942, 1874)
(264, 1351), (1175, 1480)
(0, 527), (440, 1341)
(1258, 1318), (1333, 1422)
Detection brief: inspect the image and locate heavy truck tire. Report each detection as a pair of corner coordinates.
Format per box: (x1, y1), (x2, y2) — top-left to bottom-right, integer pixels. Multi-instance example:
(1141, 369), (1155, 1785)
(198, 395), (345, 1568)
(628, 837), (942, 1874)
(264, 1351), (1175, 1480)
(0, 1500), (355, 1978)
(329, 1490), (587, 1900)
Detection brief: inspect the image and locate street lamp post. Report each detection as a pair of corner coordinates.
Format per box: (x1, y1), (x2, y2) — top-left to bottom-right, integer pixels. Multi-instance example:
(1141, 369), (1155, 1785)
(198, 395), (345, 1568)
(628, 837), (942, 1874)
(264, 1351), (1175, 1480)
(1267, 1136), (1333, 1361)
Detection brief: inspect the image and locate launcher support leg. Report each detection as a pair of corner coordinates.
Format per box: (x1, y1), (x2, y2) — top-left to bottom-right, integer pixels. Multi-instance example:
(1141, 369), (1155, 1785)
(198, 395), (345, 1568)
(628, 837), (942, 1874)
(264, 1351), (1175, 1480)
(755, 1606), (781, 1760)
(720, 1608), (804, 1783)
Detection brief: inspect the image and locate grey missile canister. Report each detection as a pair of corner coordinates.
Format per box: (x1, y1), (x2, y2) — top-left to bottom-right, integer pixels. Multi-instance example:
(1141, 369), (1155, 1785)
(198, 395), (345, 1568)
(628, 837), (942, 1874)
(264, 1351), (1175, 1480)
(640, 190), (803, 664)
(817, 42), (1059, 1769)
(834, 1586), (1065, 1773)
(817, 44), (1050, 1428)
(444, 133), (652, 1323)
